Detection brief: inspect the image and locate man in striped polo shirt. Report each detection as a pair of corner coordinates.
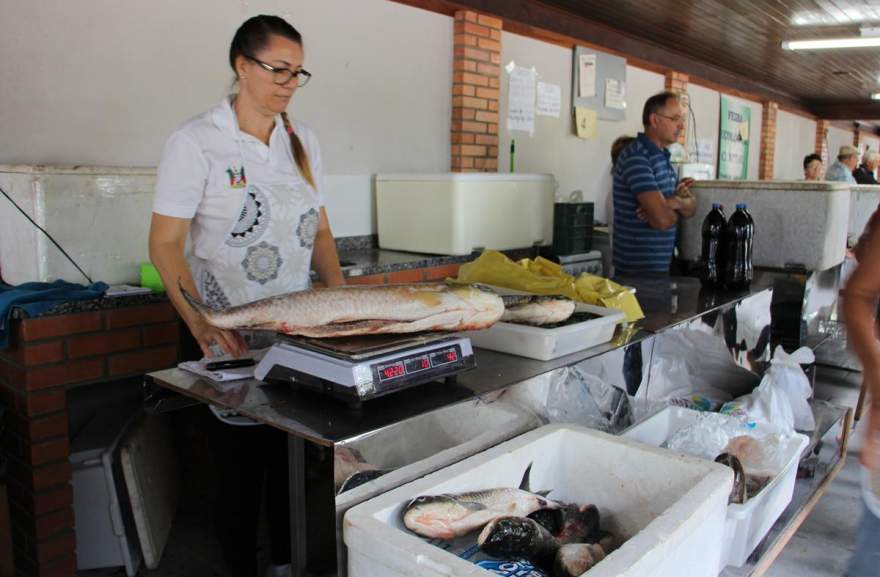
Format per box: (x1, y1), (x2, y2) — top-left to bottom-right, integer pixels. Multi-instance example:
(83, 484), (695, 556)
(612, 92), (696, 275)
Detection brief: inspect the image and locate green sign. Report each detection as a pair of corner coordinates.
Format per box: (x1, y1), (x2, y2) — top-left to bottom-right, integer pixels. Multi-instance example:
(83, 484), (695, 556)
(718, 96), (751, 180)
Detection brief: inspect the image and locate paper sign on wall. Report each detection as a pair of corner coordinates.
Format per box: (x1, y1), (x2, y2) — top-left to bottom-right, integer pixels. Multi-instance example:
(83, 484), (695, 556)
(578, 54), (596, 98)
(508, 66), (537, 135)
(536, 82), (561, 118)
(718, 96), (751, 180)
(575, 107), (598, 140)
(604, 79), (626, 110)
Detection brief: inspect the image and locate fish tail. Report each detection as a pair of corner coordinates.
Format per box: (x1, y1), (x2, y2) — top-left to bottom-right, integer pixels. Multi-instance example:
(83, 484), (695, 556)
(177, 279), (217, 318)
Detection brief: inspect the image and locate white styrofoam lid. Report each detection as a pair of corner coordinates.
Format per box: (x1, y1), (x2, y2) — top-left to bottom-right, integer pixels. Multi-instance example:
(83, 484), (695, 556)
(376, 172), (555, 182)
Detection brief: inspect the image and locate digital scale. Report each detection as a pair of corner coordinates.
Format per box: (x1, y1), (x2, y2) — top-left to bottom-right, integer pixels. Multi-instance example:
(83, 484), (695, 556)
(254, 332), (476, 405)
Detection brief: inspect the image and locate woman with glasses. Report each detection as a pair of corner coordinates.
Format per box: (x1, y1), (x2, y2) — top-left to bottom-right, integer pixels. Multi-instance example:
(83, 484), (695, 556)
(149, 15), (343, 577)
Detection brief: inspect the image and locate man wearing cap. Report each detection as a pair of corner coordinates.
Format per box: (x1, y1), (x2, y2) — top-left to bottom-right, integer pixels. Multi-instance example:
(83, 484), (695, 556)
(825, 145), (859, 184)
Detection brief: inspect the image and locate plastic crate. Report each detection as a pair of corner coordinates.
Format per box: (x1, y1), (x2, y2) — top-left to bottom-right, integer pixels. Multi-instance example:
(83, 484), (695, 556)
(553, 202), (594, 255)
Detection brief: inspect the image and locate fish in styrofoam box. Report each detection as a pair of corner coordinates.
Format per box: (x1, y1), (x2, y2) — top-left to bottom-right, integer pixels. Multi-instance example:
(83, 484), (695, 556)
(343, 425), (733, 577)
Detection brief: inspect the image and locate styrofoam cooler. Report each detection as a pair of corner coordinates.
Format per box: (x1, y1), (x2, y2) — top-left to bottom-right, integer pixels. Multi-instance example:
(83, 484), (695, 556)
(464, 303), (626, 360)
(621, 406), (809, 568)
(344, 424), (732, 577)
(334, 398), (540, 574)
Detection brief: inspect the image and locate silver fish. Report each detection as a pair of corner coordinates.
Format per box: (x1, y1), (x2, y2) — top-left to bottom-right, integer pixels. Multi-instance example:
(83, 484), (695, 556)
(501, 295), (576, 325)
(180, 282), (504, 338)
(402, 463), (558, 540)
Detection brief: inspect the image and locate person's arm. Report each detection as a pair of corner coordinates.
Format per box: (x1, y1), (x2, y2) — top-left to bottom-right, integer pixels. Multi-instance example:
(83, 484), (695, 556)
(843, 228), (880, 469)
(311, 208), (344, 288)
(149, 213), (246, 357)
(636, 191), (680, 230)
(673, 177), (697, 218)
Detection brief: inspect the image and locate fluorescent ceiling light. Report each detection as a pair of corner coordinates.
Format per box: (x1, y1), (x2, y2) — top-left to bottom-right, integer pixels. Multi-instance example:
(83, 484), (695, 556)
(782, 37), (880, 50)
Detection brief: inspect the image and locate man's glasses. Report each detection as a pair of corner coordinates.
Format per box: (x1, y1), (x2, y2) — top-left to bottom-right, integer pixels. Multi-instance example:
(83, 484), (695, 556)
(655, 112), (684, 124)
(245, 55), (311, 87)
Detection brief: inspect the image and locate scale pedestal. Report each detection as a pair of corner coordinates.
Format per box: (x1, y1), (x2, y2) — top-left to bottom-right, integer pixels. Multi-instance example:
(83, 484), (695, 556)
(254, 333), (476, 406)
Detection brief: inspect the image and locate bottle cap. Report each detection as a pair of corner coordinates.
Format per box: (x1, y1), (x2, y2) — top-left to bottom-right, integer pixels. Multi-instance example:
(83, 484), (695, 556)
(712, 203), (722, 209)
(736, 202), (746, 209)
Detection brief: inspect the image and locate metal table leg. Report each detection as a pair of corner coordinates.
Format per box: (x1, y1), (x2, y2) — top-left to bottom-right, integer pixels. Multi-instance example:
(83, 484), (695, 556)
(289, 435), (307, 577)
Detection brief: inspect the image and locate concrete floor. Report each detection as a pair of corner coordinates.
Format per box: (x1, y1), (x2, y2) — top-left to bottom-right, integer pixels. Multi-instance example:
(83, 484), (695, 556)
(763, 365), (867, 577)
(77, 365), (870, 577)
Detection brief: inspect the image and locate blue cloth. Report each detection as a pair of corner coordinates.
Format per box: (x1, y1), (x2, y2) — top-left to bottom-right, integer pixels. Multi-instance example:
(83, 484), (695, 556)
(612, 132), (679, 274)
(846, 504), (880, 577)
(0, 280), (108, 348)
(826, 160), (857, 184)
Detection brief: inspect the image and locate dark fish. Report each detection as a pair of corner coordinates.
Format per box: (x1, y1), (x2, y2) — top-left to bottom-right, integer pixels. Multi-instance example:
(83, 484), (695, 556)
(402, 463), (558, 539)
(337, 469), (389, 495)
(715, 452), (747, 504)
(529, 503), (600, 545)
(500, 295), (576, 325)
(477, 516), (559, 560)
(554, 543), (606, 577)
(556, 504), (600, 545)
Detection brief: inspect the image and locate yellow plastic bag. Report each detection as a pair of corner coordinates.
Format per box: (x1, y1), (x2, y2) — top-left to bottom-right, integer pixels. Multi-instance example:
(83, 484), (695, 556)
(455, 250), (644, 322)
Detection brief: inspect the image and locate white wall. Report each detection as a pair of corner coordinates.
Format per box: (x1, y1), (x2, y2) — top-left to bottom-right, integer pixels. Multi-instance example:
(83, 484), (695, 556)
(686, 83), (720, 168)
(860, 133), (880, 156)
(827, 125), (855, 162)
(0, 0), (453, 236)
(497, 31), (665, 223)
(773, 110), (817, 180)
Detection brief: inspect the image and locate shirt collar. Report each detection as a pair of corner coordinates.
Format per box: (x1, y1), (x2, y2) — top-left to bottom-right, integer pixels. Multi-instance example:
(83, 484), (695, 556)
(210, 95), (284, 145)
(637, 132), (670, 158)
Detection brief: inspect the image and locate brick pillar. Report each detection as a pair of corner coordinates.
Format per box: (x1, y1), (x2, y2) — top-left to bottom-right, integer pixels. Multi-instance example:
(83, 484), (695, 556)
(816, 119), (829, 164)
(451, 10), (501, 172)
(759, 101), (778, 180)
(664, 71), (689, 146)
(0, 303), (181, 577)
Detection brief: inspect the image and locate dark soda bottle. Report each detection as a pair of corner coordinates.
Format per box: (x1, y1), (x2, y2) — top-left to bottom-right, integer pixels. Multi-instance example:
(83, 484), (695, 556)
(724, 203), (754, 289)
(700, 203), (727, 287)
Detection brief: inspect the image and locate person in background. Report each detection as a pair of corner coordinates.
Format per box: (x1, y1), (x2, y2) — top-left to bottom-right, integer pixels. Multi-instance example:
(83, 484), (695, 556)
(611, 135), (635, 168)
(826, 145), (859, 184)
(149, 15), (344, 577)
(854, 149), (879, 185)
(803, 153), (825, 181)
(612, 92), (696, 275)
(842, 209), (880, 576)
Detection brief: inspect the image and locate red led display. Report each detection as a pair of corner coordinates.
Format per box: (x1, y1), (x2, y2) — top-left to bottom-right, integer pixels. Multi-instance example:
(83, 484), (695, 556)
(379, 363), (405, 381)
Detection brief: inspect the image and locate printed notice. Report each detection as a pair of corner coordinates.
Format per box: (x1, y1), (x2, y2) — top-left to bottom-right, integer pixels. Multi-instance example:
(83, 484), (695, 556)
(578, 54), (596, 98)
(605, 79), (626, 110)
(508, 66), (536, 135)
(575, 106), (598, 140)
(536, 82), (561, 118)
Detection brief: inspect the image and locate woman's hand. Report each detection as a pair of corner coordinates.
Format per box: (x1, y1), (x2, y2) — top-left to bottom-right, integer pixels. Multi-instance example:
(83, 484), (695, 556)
(190, 317), (247, 358)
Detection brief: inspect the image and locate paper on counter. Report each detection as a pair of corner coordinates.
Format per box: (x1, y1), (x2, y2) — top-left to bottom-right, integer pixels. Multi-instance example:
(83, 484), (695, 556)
(536, 81), (561, 118)
(507, 66), (536, 136)
(178, 348), (268, 383)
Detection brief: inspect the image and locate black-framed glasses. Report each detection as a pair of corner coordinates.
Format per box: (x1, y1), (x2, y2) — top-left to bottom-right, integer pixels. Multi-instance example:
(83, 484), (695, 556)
(655, 112), (684, 124)
(245, 55), (311, 87)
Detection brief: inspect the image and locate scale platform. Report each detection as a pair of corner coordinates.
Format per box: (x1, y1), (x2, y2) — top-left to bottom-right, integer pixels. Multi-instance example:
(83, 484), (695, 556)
(254, 332), (476, 405)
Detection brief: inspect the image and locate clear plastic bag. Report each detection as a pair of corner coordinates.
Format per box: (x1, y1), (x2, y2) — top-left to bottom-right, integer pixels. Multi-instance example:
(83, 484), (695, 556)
(546, 366), (633, 433)
(721, 346), (816, 434)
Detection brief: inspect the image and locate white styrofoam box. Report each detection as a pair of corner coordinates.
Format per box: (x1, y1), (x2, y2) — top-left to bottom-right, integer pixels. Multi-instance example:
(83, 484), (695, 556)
(70, 408), (141, 576)
(621, 406), (809, 568)
(464, 303), (626, 360)
(376, 173), (556, 255)
(120, 414), (180, 570)
(849, 184), (880, 242)
(0, 165), (156, 285)
(334, 398), (540, 574)
(681, 180), (850, 271)
(344, 424), (732, 577)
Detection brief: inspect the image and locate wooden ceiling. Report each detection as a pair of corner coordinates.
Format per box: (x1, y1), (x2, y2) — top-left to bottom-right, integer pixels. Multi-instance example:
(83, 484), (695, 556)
(399, 0), (880, 119)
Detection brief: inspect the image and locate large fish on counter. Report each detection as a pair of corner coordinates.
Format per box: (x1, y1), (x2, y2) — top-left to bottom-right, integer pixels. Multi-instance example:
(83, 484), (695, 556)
(179, 282), (504, 338)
